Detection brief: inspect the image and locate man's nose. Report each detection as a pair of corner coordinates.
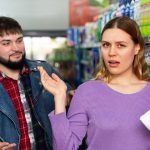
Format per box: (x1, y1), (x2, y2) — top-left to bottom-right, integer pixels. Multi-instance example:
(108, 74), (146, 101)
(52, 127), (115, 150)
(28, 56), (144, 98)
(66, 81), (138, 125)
(11, 42), (18, 50)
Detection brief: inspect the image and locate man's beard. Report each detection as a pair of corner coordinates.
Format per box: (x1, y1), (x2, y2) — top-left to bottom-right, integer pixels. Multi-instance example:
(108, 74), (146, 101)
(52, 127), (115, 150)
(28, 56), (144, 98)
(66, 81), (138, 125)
(0, 53), (25, 70)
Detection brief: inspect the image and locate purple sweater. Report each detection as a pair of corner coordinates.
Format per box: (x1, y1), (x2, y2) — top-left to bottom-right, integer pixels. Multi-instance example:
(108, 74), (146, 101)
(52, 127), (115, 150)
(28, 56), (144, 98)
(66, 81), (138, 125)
(49, 80), (150, 150)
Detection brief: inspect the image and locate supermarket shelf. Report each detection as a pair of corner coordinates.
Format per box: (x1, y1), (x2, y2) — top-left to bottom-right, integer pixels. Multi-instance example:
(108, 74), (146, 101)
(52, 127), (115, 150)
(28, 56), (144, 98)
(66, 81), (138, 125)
(80, 59), (90, 65)
(23, 30), (67, 37)
(80, 43), (101, 48)
(144, 36), (150, 44)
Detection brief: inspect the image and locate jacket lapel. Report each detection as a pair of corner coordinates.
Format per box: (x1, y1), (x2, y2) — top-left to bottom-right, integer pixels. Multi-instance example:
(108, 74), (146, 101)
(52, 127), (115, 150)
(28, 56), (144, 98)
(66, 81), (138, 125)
(26, 60), (43, 104)
(0, 84), (20, 134)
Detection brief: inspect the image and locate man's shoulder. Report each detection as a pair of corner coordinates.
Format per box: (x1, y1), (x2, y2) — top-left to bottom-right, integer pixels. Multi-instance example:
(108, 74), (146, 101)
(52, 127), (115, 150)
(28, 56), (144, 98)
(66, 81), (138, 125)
(26, 59), (51, 68)
(25, 59), (54, 74)
(26, 59), (47, 64)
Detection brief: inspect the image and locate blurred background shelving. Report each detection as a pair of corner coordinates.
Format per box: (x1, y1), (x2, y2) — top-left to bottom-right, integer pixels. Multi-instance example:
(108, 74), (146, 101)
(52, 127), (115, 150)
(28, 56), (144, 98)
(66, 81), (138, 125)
(67, 0), (150, 85)
(1, 0), (150, 87)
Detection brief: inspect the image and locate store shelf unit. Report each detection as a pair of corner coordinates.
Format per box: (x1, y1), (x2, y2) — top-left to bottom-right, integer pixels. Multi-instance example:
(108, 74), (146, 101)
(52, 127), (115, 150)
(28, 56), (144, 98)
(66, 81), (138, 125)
(80, 45), (100, 82)
(140, 0), (150, 76)
(144, 36), (150, 44)
(67, 24), (100, 83)
(67, 0), (150, 83)
(140, 0), (150, 37)
(46, 46), (78, 88)
(144, 36), (150, 76)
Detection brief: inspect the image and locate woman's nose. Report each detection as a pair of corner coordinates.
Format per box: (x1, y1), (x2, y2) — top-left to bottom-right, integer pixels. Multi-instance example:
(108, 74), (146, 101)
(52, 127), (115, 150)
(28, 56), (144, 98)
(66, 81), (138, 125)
(108, 45), (117, 56)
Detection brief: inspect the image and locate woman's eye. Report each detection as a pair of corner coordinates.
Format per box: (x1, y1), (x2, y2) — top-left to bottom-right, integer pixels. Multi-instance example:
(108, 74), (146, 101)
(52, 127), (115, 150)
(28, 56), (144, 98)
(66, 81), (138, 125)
(102, 43), (110, 48)
(117, 44), (125, 48)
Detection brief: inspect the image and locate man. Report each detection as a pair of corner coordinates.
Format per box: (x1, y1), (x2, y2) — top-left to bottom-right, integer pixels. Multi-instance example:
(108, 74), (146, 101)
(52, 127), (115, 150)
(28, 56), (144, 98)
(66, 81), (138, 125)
(0, 16), (72, 150)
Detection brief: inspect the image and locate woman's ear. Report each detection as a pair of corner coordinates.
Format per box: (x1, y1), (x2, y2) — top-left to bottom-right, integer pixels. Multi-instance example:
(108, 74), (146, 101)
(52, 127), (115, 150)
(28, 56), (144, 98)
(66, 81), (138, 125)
(135, 44), (140, 55)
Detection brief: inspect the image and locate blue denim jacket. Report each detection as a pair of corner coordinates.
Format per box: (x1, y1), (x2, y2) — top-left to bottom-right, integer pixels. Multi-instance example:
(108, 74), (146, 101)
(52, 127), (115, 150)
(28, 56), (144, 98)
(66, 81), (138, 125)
(0, 59), (71, 150)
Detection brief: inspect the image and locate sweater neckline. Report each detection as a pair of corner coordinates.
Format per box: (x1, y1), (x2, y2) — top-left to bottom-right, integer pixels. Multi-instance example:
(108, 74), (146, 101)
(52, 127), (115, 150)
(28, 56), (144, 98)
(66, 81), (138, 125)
(100, 81), (150, 96)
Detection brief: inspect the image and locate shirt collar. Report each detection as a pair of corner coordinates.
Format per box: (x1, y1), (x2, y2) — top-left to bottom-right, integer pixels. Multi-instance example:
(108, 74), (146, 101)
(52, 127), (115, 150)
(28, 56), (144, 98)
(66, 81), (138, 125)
(0, 65), (30, 81)
(21, 65), (30, 75)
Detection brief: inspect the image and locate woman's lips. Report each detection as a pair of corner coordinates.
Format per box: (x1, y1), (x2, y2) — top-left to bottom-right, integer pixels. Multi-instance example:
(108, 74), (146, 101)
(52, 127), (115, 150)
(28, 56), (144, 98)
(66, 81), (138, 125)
(108, 60), (120, 67)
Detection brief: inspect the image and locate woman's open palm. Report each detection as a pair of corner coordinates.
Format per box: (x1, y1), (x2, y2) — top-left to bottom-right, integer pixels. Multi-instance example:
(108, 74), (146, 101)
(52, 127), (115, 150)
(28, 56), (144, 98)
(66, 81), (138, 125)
(38, 67), (67, 97)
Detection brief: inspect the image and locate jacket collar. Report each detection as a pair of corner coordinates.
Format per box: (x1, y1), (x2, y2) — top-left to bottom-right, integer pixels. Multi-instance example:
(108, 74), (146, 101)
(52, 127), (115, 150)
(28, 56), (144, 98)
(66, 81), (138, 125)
(25, 59), (43, 103)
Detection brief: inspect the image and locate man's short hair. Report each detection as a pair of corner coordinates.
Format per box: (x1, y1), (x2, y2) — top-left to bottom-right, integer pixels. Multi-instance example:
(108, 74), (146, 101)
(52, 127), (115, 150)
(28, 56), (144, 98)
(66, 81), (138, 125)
(0, 16), (23, 36)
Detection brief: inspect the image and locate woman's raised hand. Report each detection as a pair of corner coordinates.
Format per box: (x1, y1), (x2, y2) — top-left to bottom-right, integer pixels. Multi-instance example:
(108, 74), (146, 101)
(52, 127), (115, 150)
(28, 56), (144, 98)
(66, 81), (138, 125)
(38, 67), (67, 114)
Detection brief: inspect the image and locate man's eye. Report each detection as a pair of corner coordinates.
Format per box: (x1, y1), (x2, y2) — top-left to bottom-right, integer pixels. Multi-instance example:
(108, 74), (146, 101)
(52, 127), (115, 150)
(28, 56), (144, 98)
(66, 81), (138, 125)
(2, 42), (10, 46)
(17, 39), (23, 43)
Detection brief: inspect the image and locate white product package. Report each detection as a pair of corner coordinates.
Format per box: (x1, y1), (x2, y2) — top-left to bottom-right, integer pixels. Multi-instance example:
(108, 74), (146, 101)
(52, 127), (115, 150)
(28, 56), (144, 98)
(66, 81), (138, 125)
(140, 110), (150, 131)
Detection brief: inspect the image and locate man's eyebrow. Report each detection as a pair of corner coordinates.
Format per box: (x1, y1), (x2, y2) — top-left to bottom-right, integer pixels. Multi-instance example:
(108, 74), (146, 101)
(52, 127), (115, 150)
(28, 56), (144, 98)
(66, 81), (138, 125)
(16, 37), (24, 42)
(17, 36), (23, 40)
(0, 36), (23, 43)
(0, 39), (11, 43)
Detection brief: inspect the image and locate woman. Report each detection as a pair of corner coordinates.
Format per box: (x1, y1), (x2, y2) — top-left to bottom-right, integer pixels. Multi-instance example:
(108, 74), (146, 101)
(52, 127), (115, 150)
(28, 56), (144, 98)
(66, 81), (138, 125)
(38, 16), (150, 150)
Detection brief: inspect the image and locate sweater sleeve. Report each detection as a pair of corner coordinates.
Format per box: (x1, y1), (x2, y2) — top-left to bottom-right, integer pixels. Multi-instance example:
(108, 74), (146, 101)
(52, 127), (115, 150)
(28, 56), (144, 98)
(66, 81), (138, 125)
(48, 85), (88, 150)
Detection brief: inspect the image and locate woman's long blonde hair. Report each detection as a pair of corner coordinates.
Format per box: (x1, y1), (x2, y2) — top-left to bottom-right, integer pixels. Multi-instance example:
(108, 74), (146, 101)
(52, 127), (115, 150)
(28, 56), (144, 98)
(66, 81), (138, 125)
(94, 16), (149, 82)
